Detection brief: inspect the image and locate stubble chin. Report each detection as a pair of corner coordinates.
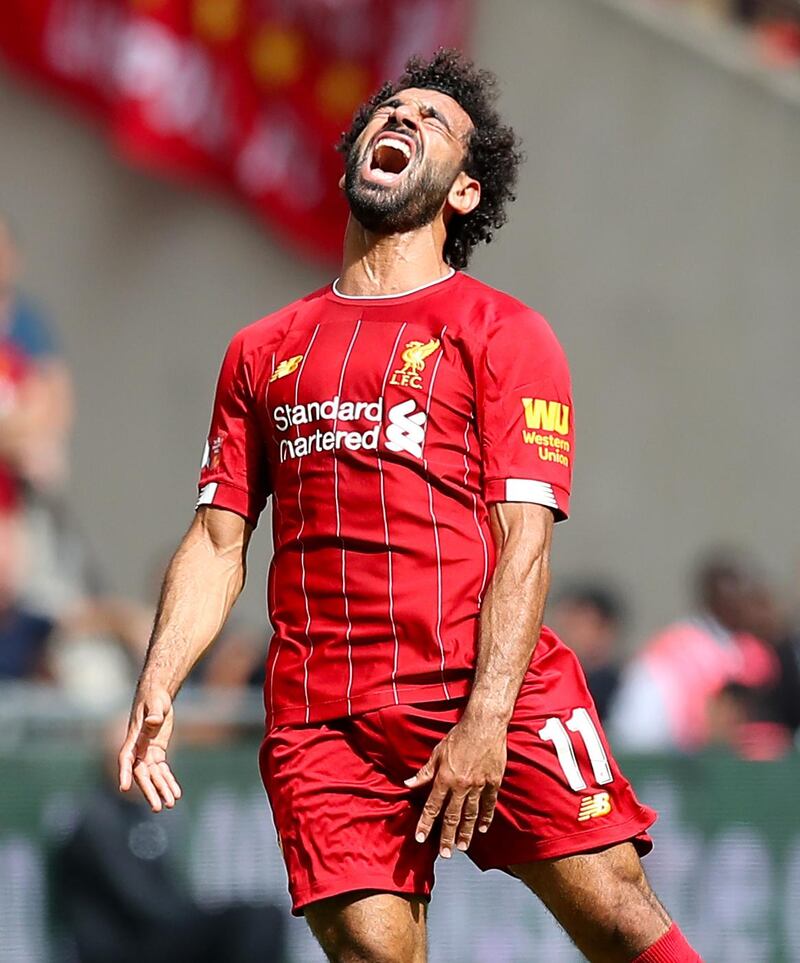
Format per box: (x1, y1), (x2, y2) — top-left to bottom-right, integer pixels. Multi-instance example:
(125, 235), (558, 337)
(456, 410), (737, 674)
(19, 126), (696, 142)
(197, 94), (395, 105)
(345, 176), (414, 235)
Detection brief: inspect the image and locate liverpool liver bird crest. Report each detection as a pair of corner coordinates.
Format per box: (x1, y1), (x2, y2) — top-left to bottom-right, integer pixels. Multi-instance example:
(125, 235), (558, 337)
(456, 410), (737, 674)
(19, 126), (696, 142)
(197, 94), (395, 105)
(390, 338), (441, 389)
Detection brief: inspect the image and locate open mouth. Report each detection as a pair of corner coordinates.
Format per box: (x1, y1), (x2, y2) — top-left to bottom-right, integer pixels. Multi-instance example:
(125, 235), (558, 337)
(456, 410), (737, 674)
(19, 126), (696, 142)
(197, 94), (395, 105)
(363, 133), (416, 184)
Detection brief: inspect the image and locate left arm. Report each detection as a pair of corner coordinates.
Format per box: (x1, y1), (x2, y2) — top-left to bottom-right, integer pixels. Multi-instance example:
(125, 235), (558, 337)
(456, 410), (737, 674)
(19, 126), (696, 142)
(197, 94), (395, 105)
(406, 501), (554, 857)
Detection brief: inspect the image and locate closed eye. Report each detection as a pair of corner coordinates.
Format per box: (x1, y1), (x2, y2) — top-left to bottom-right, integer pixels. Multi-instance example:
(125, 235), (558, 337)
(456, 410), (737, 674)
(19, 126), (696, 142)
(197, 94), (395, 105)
(372, 98), (453, 135)
(374, 99), (402, 116)
(421, 106), (452, 133)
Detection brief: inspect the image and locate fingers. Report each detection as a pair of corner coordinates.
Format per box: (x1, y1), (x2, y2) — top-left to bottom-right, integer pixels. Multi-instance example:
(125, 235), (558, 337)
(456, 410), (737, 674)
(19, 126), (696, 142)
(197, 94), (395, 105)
(159, 761), (183, 802)
(414, 779), (448, 845)
(438, 789), (468, 859)
(404, 755), (436, 789)
(133, 758), (181, 812)
(119, 690), (178, 805)
(118, 745), (134, 792)
(455, 789), (482, 852)
(413, 779), (498, 857)
(133, 760), (163, 813)
(478, 783), (499, 835)
(149, 764), (176, 809)
(118, 717), (142, 792)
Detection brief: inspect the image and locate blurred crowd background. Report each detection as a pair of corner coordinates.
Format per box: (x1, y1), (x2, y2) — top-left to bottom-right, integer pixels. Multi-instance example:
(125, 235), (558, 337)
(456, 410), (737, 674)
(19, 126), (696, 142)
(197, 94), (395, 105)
(1, 0), (799, 961)
(671, 0), (800, 66)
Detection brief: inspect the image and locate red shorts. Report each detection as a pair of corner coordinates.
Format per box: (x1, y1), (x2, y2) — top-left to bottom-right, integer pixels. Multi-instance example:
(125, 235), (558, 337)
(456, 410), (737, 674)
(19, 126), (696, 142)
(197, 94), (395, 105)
(260, 632), (656, 915)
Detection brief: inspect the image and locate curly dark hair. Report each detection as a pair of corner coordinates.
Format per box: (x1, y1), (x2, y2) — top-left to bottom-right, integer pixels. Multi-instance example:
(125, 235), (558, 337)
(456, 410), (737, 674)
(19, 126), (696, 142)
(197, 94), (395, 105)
(338, 48), (523, 270)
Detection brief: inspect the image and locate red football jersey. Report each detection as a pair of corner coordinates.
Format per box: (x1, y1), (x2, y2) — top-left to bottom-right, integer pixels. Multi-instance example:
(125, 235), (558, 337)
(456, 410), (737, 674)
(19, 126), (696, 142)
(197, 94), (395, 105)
(197, 271), (574, 725)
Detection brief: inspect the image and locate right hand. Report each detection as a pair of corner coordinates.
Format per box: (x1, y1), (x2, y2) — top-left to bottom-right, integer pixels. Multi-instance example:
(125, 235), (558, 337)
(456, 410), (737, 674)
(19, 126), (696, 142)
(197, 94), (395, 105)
(118, 686), (182, 812)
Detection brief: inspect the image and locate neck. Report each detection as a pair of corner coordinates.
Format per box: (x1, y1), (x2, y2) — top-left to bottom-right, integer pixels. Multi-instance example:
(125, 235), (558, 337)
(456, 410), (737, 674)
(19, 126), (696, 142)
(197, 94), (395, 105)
(337, 215), (452, 296)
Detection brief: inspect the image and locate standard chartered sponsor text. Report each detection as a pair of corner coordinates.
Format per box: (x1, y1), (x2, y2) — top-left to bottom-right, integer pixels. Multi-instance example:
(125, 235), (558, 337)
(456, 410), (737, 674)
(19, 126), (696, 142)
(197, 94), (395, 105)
(274, 395), (383, 463)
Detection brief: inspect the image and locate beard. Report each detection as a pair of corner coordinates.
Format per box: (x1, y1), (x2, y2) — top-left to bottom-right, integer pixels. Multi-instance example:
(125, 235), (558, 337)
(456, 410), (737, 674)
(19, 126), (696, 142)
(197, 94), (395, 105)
(344, 143), (459, 235)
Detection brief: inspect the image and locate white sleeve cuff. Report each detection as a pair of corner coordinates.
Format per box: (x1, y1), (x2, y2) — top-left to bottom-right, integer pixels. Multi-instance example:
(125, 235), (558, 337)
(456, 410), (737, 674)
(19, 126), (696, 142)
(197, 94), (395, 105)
(196, 482), (219, 508)
(502, 478), (559, 509)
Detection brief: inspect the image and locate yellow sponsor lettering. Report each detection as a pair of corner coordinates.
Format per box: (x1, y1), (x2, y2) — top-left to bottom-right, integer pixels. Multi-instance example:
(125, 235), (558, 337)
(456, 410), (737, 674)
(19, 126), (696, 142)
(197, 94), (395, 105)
(537, 447), (570, 467)
(522, 431), (571, 451)
(522, 398), (570, 436)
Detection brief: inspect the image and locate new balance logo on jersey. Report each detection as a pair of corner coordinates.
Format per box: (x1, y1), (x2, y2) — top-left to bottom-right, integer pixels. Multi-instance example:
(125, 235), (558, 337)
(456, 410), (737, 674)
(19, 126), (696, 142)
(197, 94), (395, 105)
(269, 355), (304, 382)
(577, 792), (613, 821)
(385, 399), (427, 459)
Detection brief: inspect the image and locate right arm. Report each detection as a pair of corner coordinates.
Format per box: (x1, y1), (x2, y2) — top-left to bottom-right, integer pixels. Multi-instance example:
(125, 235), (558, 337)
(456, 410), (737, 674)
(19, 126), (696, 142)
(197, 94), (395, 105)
(118, 505), (251, 811)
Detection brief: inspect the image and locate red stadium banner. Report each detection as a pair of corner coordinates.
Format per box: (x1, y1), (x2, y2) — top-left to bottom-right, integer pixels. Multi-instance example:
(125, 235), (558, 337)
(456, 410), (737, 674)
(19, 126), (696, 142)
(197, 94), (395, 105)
(0, 0), (470, 261)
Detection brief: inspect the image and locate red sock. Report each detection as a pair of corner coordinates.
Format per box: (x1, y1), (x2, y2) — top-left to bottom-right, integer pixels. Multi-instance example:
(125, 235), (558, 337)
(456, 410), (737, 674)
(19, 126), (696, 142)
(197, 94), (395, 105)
(633, 923), (703, 962)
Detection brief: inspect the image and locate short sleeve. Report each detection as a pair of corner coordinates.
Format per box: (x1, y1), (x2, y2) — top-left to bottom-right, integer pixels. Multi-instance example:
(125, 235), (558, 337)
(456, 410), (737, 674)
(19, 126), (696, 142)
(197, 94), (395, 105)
(196, 333), (270, 526)
(475, 309), (573, 520)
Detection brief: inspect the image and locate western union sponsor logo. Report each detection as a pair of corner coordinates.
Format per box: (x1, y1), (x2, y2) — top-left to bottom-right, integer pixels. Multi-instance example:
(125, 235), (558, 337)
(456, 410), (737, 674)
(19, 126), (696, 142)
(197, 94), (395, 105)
(522, 430), (571, 451)
(522, 398), (570, 436)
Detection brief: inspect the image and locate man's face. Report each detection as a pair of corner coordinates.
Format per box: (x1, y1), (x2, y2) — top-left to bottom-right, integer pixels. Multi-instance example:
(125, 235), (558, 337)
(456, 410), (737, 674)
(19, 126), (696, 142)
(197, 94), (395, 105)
(344, 87), (473, 235)
(551, 601), (616, 665)
(708, 570), (757, 634)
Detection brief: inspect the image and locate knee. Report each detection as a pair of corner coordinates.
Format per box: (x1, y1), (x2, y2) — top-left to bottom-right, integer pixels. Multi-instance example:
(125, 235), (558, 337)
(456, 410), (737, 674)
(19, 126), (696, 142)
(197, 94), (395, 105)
(309, 913), (424, 963)
(592, 857), (669, 951)
(314, 926), (419, 963)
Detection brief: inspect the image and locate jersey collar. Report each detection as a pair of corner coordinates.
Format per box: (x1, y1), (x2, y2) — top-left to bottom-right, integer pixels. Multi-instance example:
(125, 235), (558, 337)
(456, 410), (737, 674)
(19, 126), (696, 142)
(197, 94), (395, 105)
(330, 269), (456, 301)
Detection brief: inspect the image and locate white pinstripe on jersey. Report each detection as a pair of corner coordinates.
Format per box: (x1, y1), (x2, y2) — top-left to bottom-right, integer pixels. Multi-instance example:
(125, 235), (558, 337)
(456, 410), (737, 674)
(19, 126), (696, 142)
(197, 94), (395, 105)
(420, 325), (449, 699)
(265, 350), (284, 721)
(295, 324), (322, 723)
(378, 322), (409, 703)
(332, 320), (363, 715)
(462, 419), (490, 605)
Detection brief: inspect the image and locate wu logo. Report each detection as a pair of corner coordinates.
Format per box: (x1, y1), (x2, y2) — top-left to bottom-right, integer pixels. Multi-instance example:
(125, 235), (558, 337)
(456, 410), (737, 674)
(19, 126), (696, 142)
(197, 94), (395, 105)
(385, 399), (427, 459)
(521, 398), (570, 436)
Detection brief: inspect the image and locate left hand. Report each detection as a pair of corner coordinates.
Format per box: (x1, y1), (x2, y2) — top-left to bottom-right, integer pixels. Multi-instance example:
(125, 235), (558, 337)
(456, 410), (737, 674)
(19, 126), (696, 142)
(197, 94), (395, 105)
(118, 685), (181, 813)
(404, 712), (507, 858)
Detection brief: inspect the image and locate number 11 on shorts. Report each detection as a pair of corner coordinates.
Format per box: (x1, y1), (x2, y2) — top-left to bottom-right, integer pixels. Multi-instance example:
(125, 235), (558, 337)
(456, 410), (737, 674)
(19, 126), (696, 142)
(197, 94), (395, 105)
(538, 708), (614, 792)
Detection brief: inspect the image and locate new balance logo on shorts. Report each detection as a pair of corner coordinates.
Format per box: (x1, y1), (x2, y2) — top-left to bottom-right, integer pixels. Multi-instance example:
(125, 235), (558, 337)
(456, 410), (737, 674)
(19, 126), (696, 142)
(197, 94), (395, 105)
(577, 792), (613, 821)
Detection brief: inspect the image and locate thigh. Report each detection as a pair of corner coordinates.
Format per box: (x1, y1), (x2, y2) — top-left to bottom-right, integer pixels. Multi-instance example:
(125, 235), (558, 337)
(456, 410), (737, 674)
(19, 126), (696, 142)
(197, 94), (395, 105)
(305, 891), (427, 963)
(260, 719), (438, 917)
(467, 628), (657, 872)
(511, 842), (671, 963)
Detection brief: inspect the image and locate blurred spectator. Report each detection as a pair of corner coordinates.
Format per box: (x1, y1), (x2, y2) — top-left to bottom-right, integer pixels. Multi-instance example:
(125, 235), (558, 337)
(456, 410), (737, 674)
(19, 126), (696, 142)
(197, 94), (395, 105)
(0, 212), (73, 492)
(0, 507), (54, 679)
(0, 211), (148, 703)
(0, 299), (37, 510)
(706, 682), (762, 754)
(0, 209), (81, 634)
(549, 582), (626, 721)
(52, 719), (286, 963)
(654, 0), (800, 66)
(608, 548), (780, 752)
(741, 579), (800, 740)
(707, 680), (793, 760)
(195, 622), (267, 690)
